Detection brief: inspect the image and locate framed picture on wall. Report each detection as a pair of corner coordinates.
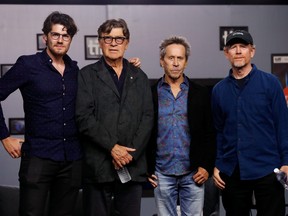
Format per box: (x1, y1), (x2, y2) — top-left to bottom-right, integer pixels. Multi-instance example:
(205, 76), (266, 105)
(9, 118), (25, 135)
(271, 53), (288, 106)
(1, 64), (13, 77)
(219, 26), (248, 50)
(84, 35), (102, 60)
(37, 33), (46, 50)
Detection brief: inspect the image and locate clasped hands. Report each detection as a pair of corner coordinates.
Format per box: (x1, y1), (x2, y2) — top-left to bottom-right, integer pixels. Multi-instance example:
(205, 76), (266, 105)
(111, 143), (135, 169)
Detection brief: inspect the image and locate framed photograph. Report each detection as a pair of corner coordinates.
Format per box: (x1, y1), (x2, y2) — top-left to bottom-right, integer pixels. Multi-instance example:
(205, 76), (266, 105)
(219, 26), (248, 50)
(1, 64), (13, 77)
(84, 35), (102, 60)
(9, 118), (25, 135)
(271, 54), (288, 106)
(37, 33), (46, 50)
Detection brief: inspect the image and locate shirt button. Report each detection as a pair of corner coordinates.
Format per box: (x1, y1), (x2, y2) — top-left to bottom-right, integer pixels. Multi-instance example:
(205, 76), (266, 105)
(63, 107), (66, 111)
(64, 123), (66, 126)
(63, 138), (66, 141)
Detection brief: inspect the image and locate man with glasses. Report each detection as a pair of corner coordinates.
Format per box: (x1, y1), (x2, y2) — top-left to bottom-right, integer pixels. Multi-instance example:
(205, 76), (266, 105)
(76, 18), (154, 216)
(0, 11), (82, 216)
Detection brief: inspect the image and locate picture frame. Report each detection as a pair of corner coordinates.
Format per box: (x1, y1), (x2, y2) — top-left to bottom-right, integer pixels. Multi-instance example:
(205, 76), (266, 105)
(9, 118), (25, 135)
(1, 64), (13, 77)
(271, 54), (288, 88)
(219, 26), (248, 50)
(271, 53), (288, 106)
(36, 33), (46, 50)
(84, 35), (102, 60)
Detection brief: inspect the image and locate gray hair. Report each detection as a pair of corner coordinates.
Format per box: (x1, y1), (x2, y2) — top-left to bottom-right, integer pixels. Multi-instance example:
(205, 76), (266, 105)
(159, 36), (191, 60)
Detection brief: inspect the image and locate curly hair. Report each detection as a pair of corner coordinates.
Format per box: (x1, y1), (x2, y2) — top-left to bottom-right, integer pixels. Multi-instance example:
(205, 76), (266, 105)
(42, 11), (78, 37)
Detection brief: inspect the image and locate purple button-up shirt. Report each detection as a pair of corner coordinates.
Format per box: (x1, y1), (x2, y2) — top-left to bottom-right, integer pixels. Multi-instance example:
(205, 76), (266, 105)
(156, 77), (191, 175)
(0, 50), (82, 161)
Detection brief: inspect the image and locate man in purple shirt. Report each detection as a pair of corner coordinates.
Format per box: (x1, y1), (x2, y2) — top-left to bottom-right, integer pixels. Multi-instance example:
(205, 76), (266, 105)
(147, 36), (216, 216)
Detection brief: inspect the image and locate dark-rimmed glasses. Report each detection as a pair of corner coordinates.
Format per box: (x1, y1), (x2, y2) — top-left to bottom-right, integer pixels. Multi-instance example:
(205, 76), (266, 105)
(50, 32), (71, 41)
(99, 36), (126, 45)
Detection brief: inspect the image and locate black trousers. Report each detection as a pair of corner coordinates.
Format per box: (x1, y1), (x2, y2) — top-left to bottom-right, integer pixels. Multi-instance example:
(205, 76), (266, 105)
(203, 177), (220, 216)
(220, 170), (285, 216)
(83, 181), (143, 216)
(18, 156), (82, 216)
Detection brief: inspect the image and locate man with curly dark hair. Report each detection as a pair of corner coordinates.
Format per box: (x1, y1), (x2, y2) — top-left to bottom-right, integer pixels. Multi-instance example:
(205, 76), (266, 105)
(0, 11), (82, 216)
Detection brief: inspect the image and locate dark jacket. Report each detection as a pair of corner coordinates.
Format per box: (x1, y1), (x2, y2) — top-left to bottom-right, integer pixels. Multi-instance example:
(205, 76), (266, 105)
(76, 57), (154, 183)
(147, 77), (216, 176)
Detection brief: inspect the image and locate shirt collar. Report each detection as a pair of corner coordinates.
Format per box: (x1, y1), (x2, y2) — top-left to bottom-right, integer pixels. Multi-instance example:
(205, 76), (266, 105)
(228, 64), (256, 81)
(39, 48), (74, 67)
(159, 74), (189, 87)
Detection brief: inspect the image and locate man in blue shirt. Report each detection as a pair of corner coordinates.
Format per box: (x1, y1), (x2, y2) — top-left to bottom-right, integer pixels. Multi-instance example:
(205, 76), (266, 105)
(0, 11), (82, 216)
(212, 30), (288, 216)
(147, 36), (216, 216)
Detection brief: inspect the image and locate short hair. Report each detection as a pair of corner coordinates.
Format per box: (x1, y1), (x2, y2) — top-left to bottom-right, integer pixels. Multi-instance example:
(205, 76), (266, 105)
(42, 11), (78, 38)
(159, 36), (191, 60)
(97, 18), (130, 40)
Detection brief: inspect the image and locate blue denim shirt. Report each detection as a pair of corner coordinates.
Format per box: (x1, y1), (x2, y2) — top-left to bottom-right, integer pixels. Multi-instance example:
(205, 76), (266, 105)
(212, 64), (288, 180)
(0, 50), (82, 161)
(156, 76), (191, 175)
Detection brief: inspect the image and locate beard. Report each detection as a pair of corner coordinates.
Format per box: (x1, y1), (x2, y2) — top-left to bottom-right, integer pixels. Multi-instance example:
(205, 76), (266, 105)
(232, 60), (247, 70)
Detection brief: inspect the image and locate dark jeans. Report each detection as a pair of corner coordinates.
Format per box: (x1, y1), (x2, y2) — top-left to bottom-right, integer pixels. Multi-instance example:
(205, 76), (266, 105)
(203, 177), (220, 216)
(220, 171), (285, 216)
(83, 181), (143, 216)
(19, 156), (82, 216)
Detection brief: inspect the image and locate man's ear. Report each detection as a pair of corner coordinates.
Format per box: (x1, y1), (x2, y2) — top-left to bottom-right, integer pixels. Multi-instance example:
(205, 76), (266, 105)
(250, 46), (256, 58)
(42, 34), (48, 45)
(223, 47), (229, 59)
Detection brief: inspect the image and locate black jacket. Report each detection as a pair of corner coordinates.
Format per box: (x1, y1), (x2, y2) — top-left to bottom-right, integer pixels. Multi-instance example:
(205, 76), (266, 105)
(146, 77), (216, 176)
(76, 57), (154, 183)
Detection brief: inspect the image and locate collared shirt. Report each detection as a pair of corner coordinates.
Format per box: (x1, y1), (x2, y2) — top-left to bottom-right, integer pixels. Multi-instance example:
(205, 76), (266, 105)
(156, 76), (191, 175)
(212, 64), (288, 180)
(105, 58), (127, 97)
(0, 50), (82, 161)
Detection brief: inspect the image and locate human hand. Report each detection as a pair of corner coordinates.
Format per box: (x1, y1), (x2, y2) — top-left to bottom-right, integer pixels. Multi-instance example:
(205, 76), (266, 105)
(213, 167), (225, 190)
(148, 174), (158, 188)
(1, 137), (24, 158)
(128, 57), (141, 68)
(280, 165), (288, 176)
(193, 167), (209, 185)
(111, 144), (136, 168)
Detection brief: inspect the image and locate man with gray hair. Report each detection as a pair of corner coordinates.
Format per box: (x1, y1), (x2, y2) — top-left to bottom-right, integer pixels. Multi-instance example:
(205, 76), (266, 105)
(147, 36), (216, 216)
(76, 18), (153, 216)
(212, 30), (288, 216)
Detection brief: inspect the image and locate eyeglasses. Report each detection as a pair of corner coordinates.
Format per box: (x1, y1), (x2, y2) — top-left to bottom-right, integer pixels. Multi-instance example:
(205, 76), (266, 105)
(99, 36), (126, 45)
(50, 32), (71, 41)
